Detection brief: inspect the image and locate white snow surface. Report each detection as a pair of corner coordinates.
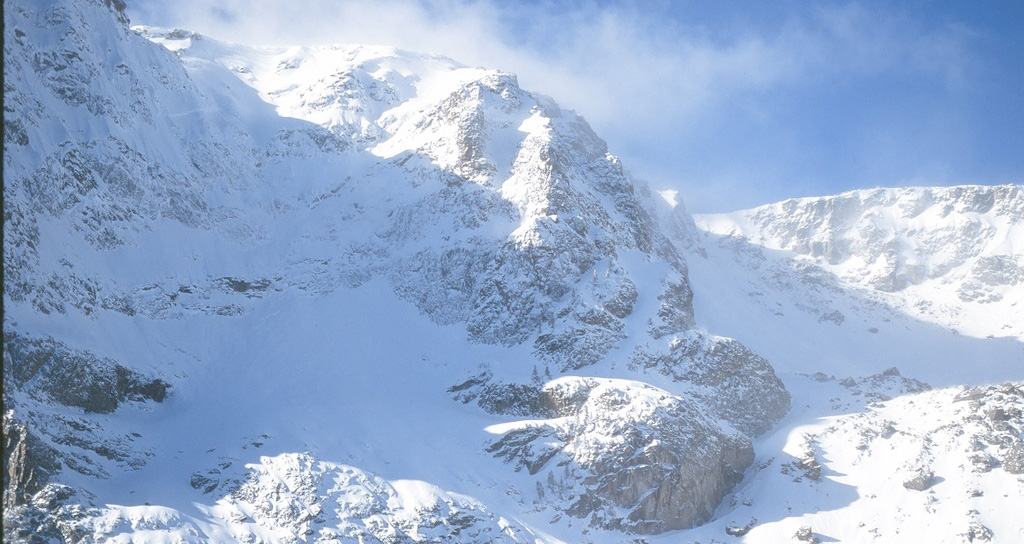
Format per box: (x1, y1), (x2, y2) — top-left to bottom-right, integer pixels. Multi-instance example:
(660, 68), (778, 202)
(695, 186), (1024, 344)
(4, 0), (1022, 543)
(690, 187), (1024, 385)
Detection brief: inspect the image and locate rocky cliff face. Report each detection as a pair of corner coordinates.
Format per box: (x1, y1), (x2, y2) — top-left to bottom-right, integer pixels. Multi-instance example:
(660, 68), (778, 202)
(692, 185), (1024, 355)
(701, 186), (1023, 290)
(143, 26), (694, 355)
(485, 377), (754, 533)
(3, 0), (789, 541)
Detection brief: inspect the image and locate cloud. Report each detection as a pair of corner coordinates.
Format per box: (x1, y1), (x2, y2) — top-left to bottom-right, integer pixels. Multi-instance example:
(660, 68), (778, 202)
(131, 1), (970, 114)
(127, 0), (1000, 212)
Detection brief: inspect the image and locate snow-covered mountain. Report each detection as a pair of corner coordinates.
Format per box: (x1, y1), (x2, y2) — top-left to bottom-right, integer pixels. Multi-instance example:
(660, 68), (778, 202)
(687, 187), (1023, 383)
(697, 186), (1024, 338)
(3, 0), (1021, 542)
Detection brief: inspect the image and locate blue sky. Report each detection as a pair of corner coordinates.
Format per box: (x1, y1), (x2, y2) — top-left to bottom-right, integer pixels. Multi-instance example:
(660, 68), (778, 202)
(127, 0), (1024, 212)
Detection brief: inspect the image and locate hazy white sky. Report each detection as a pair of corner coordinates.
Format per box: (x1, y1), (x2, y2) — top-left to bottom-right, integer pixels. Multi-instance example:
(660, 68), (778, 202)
(127, 0), (1024, 212)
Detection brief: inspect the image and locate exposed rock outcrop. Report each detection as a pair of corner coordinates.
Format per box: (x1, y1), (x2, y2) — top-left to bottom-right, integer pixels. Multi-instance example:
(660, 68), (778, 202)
(4, 333), (169, 413)
(631, 331), (791, 436)
(487, 377), (754, 533)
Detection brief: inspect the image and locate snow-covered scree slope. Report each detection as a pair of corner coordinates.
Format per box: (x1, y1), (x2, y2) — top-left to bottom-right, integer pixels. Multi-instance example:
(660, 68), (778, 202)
(4, 0), (793, 541)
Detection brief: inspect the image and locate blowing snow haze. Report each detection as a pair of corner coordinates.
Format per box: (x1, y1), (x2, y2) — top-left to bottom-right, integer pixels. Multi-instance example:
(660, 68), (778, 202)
(3, 0), (1023, 543)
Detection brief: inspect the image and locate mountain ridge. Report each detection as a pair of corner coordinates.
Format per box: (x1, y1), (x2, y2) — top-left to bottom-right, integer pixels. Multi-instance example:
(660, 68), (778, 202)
(695, 184), (1024, 344)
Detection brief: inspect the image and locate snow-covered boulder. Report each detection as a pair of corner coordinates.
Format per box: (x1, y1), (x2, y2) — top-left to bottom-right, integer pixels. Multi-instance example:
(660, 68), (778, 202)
(488, 377), (754, 533)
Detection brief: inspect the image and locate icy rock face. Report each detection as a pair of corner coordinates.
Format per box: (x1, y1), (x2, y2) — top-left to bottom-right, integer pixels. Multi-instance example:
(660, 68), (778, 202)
(2, 336), (167, 541)
(7, 0), (702, 366)
(951, 383), (1024, 475)
(3, 414), (63, 511)
(1, 333), (166, 521)
(448, 369), (549, 417)
(378, 74), (683, 351)
(242, 454), (534, 543)
(3, 0), (274, 317)
(454, 332), (789, 533)
(3, 402), (103, 543)
(2, 476), (95, 544)
(8, 452), (547, 544)
(700, 185), (1024, 295)
(487, 377), (754, 533)
(835, 366), (930, 402)
(138, 27), (434, 147)
(659, 194), (705, 254)
(694, 185), (1024, 341)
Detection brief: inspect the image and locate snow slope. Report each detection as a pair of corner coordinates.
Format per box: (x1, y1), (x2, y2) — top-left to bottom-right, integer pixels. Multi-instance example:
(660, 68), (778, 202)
(3, 0), (1022, 542)
(687, 187), (1024, 385)
(666, 188), (1024, 542)
(667, 373), (1024, 543)
(696, 186), (1024, 342)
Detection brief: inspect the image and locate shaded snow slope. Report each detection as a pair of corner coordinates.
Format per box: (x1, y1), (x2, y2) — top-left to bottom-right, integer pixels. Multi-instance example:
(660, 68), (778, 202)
(660, 188), (1024, 543)
(651, 373), (1024, 543)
